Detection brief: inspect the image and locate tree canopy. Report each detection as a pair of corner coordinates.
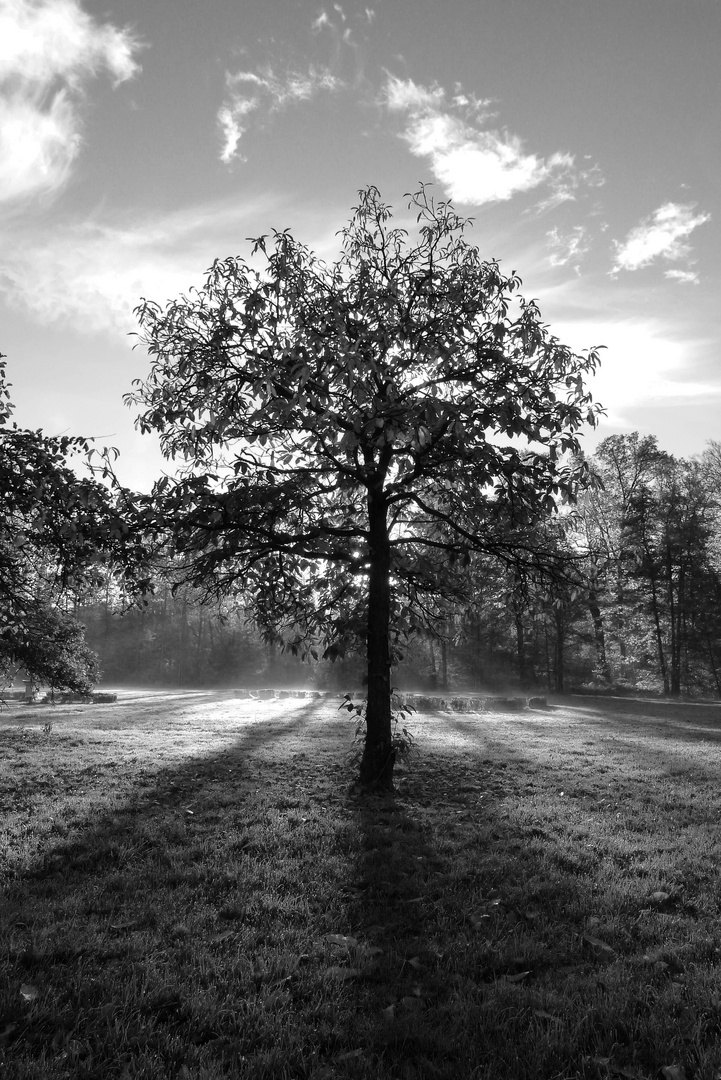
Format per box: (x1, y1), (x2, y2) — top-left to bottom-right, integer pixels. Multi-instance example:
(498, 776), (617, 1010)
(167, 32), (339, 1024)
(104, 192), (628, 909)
(129, 185), (603, 786)
(0, 355), (144, 695)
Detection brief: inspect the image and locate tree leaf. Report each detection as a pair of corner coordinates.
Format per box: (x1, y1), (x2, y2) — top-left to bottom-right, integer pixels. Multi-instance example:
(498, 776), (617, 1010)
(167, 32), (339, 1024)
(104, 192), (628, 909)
(324, 933), (357, 948)
(582, 932), (616, 959)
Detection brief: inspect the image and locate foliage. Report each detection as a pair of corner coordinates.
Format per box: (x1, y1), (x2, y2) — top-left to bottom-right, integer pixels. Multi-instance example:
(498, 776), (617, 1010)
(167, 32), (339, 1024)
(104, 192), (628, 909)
(341, 690), (417, 779)
(560, 434), (721, 697)
(128, 184), (603, 785)
(3, 602), (100, 695)
(0, 354), (146, 694)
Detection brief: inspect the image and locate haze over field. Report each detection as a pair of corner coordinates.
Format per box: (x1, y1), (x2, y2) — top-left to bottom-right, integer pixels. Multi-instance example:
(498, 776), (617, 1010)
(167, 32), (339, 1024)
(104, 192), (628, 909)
(1, 0), (719, 488)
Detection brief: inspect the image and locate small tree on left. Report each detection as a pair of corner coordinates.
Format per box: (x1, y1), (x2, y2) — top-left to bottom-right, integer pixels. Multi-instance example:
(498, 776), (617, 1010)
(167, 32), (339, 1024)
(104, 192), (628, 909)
(0, 354), (145, 695)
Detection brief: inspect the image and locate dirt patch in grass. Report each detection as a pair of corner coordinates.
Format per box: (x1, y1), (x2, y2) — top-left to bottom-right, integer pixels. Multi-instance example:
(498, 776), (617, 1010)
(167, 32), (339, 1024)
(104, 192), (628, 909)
(2, 691), (721, 1079)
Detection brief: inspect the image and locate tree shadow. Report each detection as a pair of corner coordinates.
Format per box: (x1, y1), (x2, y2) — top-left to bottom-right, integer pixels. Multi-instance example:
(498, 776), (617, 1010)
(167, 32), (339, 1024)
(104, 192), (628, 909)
(2, 694), (720, 1079)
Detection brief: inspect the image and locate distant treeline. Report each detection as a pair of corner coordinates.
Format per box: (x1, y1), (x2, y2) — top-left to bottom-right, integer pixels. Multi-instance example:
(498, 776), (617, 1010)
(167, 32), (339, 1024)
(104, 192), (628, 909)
(78, 433), (721, 699)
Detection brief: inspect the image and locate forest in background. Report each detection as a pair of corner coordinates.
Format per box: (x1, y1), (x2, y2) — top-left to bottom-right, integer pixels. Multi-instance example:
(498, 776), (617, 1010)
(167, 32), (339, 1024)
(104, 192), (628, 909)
(74, 432), (721, 699)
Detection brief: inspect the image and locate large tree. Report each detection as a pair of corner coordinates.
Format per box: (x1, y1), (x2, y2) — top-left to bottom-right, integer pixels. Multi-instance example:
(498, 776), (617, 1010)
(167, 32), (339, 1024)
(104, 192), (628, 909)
(129, 185), (603, 787)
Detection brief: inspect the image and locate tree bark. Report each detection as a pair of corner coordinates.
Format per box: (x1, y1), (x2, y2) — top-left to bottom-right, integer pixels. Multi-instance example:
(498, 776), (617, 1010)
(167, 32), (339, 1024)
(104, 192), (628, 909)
(647, 570), (670, 695)
(588, 591), (611, 681)
(428, 637), (437, 687)
(514, 602), (526, 686)
(360, 481), (394, 789)
(554, 606), (565, 693)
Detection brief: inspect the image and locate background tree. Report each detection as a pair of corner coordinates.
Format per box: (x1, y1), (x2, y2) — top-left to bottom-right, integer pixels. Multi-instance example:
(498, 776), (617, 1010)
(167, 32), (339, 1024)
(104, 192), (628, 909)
(571, 434), (721, 696)
(129, 185), (603, 787)
(0, 354), (145, 695)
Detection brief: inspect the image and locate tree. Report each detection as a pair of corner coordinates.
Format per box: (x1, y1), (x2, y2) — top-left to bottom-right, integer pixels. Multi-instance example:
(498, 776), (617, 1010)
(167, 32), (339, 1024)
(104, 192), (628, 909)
(128, 185), (603, 787)
(0, 354), (144, 695)
(581, 434), (721, 696)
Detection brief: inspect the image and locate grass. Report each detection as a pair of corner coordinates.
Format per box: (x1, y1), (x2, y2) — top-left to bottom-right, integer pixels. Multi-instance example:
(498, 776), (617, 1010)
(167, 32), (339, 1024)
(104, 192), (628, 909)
(2, 689), (721, 1079)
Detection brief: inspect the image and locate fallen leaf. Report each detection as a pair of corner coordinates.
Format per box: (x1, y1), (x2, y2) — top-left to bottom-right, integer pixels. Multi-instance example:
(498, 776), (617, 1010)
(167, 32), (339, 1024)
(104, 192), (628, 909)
(263, 990), (290, 1010)
(383, 1004), (396, 1020)
(335, 1049), (363, 1062)
(324, 933), (357, 948)
(19, 983), (39, 1003)
(309, 1067), (335, 1080)
(506, 970), (531, 983)
(325, 966), (360, 980)
(405, 956), (423, 970)
(582, 932), (616, 959)
(210, 930), (234, 943)
(363, 945), (383, 958)
(533, 1009), (560, 1022)
(400, 995), (423, 1011)
(661, 1068), (687, 1080)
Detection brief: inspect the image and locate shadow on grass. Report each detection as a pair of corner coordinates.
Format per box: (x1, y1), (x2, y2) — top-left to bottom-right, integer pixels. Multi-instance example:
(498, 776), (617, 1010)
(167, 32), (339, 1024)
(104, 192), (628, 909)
(1, 697), (337, 1077)
(3, 695), (721, 1079)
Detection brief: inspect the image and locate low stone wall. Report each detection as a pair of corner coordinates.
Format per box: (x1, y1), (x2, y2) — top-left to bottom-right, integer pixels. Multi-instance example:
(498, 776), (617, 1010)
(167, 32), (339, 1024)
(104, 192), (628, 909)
(399, 694), (547, 713)
(1, 689), (118, 704)
(230, 689), (547, 712)
(231, 689), (334, 700)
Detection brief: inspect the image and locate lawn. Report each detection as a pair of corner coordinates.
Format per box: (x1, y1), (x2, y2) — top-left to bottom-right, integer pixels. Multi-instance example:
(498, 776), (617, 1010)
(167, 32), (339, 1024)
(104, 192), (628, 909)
(2, 689), (721, 1079)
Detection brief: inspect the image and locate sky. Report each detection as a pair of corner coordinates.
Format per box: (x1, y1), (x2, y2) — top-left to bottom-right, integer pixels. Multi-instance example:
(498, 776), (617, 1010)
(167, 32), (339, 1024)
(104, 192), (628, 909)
(0, 0), (718, 490)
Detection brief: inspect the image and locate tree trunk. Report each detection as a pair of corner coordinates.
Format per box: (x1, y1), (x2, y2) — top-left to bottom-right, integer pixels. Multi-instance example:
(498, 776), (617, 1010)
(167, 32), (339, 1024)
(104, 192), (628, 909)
(360, 482), (394, 789)
(647, 571), (670, 695)
(705, 629), (721, 697)
(428, 637), (437, 688)
(514, 603), (526, 686)
(587, 582), (611, 683)
(666, 546), (681, 697)
(554, 606), (565, 693)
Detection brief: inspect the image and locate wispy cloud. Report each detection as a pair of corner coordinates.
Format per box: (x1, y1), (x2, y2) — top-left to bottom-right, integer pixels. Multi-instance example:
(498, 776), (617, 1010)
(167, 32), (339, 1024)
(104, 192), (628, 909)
(611, 202), (710, 276)
(665, 268), (700, 285)
(551, 315), (720, 427)
(546, 225), (592, 272)
(219, 64), (343, 164)
(0, 195), (284, 335)
(384, 74), (601, 208)
(0, 0), (141, 205)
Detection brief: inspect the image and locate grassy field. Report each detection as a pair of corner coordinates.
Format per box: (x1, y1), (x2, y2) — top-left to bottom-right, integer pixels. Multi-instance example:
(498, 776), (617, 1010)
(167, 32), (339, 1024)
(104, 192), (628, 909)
(2, 689), (721, 1080)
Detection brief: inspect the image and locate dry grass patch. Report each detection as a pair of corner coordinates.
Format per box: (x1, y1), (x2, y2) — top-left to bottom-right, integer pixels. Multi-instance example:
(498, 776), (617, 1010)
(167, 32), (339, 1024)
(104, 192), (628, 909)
(2, 691), (721, 1079)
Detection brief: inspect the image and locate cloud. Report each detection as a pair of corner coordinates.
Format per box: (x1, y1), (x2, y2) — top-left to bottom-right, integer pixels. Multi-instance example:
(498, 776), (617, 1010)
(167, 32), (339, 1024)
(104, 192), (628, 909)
(0, 196), (285, 335)
(611, 202), (710, 275)
(0, 0), (141, 205)
(219, 64), (343, 164)
(384, 74), (601, 208)
(547, 225), (591, 272)
(547, 314), (720, 429)
(664, 268), (700, 285)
